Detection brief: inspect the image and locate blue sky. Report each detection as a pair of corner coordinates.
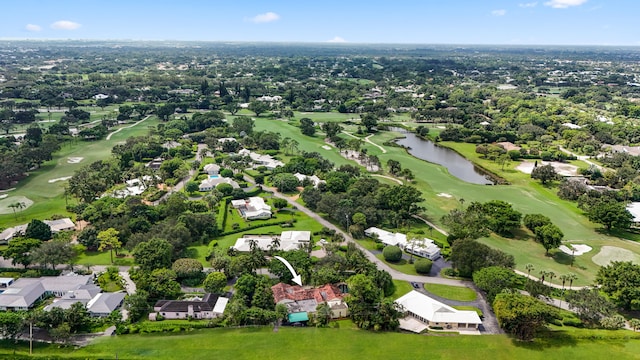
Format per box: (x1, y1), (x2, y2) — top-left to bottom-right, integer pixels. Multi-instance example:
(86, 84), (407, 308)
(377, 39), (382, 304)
(1, 0), (638, 45)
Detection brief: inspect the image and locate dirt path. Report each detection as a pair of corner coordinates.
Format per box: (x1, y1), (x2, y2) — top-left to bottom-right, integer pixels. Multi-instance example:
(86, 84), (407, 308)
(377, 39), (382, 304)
(106, 115), (151, 140)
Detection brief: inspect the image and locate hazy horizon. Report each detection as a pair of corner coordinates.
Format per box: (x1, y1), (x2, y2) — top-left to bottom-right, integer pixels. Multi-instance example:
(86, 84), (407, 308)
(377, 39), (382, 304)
(2, 0), (638, 46)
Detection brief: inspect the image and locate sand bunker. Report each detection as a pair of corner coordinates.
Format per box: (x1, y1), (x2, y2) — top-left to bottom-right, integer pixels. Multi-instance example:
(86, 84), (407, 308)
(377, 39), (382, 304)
(559, 244), (592, 256)
(516, 160), (579, 177)
(0, 194), (7, 200)
(322, 145), (332, 150)
(48, 176), (72, 183)
(67, 157), (84, 164)
(0, 196), (35, 215)
(592, 246), (640, 266)
(437, 193), (453, 198)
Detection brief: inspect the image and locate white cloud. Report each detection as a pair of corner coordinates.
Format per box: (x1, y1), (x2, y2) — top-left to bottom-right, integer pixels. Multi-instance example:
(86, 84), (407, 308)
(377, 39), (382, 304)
(544, 0), (588, 8)
(327, 36), (347, 43)
(25, 24), (41, 32)
(247, 12), (280, 23)
(50, 20), (82, 30)
(491, 9), (507, 16)
(519, 2), (538, 7)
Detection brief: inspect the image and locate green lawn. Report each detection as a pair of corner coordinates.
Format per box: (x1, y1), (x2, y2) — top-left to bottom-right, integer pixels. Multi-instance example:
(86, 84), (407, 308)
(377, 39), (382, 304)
(424, 283), (478, 301)
(75, 250), (134, 267)
(0, 116), (161, 228)
(375, 253), (419, 276)
(249, 117), (357, 168)
(5, 327), (640, 360)
(453, 305), (484, 317)
(389, 280), (413, 300)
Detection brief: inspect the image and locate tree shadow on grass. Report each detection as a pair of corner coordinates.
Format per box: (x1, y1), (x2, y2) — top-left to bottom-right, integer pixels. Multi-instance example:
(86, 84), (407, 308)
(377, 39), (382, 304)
(598, 227), (640, 242)
(511, 329), (578, 350)
(511, 228), (534, 241)
(552, 251), (586, 270)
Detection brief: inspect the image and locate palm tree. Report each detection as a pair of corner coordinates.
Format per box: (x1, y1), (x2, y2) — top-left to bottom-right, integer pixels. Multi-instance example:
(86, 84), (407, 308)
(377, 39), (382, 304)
(269, 237), (281, 254)
(559, 274), (569, 293)
(547, 271), (556, 286)
(8, 202), (20, 220)
(280, 137), (291, 155)
(567, 273), (578, 290)
(539, 270), (548, 285)
(289, 139), (299, 156)
(629, 318), (640, 332)
(525, 264), (535, 278)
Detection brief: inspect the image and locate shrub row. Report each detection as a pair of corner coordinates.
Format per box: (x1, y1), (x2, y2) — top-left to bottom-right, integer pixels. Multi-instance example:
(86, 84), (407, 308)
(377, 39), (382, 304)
(218, 219), (297, 237)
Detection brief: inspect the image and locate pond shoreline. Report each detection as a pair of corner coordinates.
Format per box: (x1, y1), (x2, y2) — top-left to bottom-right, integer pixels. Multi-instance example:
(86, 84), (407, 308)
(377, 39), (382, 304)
(390, 128), (507, 185)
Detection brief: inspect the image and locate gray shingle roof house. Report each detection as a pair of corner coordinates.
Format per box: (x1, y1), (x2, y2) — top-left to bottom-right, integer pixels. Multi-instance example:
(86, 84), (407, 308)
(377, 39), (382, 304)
(86, 292), (127, 317)
(0, 275), (92, 311)
(149, 293), (229, 320)
(44, 283), (126, 317)
(0, 218), (75, 244)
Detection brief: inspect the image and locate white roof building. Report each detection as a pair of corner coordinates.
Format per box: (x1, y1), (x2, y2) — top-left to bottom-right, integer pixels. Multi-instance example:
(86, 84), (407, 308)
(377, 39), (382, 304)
(231, 231), (311, 252)
(203, 163), (220, 175)
(364, 227), (441, 260)
(198, 177), (239, 192)
(627, 202), (640, 223)
(0, 218), (75, 244)
(562, 123), (582, 129)
(238, 149), (284, 170)
(293, 173), (325, 188)
(231, 197), (272, 220)
(0, 274), (92, 311)
(395, 290), (482, 331)
(45, 218), (76, 233)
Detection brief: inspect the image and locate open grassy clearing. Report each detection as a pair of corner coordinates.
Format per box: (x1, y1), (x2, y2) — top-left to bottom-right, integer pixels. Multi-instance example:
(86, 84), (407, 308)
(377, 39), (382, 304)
(0, 116), (161, 227)
(423, 283), (477, 301)
(4, 327), (640, 360)
(250, 117), (356, 168)
(389, 280), (413, 300)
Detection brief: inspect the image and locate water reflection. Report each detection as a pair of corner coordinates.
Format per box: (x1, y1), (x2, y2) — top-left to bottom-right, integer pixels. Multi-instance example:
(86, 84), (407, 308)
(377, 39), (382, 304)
(391, 128), (494, 185)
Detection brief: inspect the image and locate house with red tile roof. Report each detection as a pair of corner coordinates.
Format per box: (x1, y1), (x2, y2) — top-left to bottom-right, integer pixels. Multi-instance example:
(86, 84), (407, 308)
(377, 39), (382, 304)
(271, 283), (348, 319)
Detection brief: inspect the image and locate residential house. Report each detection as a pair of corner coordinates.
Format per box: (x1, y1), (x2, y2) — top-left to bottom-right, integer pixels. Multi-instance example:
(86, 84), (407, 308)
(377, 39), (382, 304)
(365, 227), (441, 260)
(0, 218), (75, 244)
(203, 163), (220, 176)
(231, 197), (272, 220)
(627, 202), (640, 226)
(271, 283), (348, 319)
(0, 277), (14, 288)
(198, 177), (239, 192)
(44, 284), (126, 317)
(45, 218), (76, 233)
(149, 293), (229, 320)
(395, 290), (482, 332)
(0, 275), (92, 311)
(238, 149), (284, 170)
(231, 231), (311, 252)
(293, 173), (325, 188)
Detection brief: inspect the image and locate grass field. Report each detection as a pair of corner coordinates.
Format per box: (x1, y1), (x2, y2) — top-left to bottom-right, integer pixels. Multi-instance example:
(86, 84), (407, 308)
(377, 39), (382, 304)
(424, 283), (478, 301)
(4, 326), (640, 360)
(0, 116), (161, 228)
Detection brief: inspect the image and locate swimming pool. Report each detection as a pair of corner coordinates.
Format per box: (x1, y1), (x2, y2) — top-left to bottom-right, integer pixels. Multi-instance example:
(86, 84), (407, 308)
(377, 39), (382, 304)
(209, 175), (220, 179)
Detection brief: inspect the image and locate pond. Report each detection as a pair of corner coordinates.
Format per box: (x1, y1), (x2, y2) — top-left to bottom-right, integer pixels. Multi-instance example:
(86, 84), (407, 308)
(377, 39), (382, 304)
(391, 128), (494, 185)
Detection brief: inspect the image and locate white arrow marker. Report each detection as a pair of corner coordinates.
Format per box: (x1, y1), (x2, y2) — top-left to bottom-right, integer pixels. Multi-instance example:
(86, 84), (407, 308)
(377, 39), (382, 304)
(274, 256), (302, 286)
